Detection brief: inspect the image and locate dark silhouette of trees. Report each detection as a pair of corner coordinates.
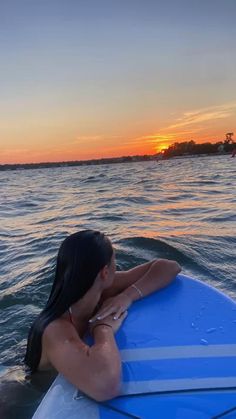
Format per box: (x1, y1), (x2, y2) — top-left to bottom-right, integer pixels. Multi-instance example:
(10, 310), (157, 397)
(163, 137), (236, 158)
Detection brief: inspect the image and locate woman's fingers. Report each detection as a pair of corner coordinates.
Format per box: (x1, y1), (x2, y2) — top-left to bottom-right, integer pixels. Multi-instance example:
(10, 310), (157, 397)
(112, 306), (125, 320)
(89, 293), (132, 323)
(96, 309), (114, 320)
(89, 305), (116, 323)
(99, 305), (127, 321)
(89, 304), (127, 322)
(119, 310), (128, 321)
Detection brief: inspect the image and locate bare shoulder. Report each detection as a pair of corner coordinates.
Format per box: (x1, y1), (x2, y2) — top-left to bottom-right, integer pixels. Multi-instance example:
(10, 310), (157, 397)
(41, 317), (89, 371)
(43, 317), (83, 348)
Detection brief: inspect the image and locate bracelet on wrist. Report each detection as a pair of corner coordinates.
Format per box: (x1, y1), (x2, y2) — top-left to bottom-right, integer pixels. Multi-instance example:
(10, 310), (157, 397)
(131, 283), (143, 298)
(91, 323), (113, 333)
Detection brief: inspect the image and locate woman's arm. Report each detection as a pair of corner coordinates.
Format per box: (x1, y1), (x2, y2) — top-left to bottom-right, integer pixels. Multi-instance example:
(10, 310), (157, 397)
(122, 259), (181, 301)
(91, 259), (181, 322)
(103, 259), (180, 298)
(44, 312), (127, 401)
(102, 260), (155, 298)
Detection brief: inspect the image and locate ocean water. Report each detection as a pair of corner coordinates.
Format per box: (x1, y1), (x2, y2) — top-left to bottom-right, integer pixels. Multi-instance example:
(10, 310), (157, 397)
(0, 155), (235, 418)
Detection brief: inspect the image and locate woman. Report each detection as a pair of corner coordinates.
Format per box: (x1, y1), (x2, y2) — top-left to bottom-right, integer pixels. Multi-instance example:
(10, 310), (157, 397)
(25, 230), (181, 401)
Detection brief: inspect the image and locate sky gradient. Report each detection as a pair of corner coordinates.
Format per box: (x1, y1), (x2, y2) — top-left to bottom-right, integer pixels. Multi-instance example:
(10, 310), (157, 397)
(0, 0), (236, 164)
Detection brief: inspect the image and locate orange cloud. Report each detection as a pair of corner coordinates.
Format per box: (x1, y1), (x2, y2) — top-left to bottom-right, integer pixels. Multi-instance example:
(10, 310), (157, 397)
(167, 102), (236, 130)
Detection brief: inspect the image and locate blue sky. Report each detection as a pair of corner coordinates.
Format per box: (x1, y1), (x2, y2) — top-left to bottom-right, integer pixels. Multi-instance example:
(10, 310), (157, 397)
(0, 0), (235, 163)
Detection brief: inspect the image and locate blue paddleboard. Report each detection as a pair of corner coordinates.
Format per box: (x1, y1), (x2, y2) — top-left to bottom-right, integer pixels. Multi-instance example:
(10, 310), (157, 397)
(33, 274), (236, 418)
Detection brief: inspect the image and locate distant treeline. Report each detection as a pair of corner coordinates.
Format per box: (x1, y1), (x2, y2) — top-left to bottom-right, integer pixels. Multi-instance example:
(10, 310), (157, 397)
(0, 154), (155, 171)
(162, 139), (236, 159)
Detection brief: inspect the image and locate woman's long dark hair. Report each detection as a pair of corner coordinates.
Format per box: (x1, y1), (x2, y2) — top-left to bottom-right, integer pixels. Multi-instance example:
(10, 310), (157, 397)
(24, 230), (113, 373)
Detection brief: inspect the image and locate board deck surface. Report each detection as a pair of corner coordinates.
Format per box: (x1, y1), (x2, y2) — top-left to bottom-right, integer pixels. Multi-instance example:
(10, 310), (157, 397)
(33, 274), (236, 418)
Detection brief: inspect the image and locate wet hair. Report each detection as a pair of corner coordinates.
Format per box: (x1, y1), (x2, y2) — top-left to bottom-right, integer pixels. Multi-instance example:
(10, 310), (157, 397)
(24, 230), (113, 373)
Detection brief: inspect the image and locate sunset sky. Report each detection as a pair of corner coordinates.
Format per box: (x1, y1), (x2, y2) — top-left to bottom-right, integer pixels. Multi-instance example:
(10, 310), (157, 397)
(0, 0), (236, 164)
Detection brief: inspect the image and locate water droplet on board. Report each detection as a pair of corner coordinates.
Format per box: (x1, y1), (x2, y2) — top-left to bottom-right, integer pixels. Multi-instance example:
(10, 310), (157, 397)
(206, 328), (217, 333)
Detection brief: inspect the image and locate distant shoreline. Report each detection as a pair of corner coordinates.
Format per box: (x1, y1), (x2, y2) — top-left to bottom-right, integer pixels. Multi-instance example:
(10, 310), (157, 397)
(0, 154), (157, 171)
(0, 152), (232, 172)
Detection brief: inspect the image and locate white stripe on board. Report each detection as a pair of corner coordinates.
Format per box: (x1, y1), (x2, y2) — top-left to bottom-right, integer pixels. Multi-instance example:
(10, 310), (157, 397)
(120, 344), (236, 362)
(121, 376), (236, 395)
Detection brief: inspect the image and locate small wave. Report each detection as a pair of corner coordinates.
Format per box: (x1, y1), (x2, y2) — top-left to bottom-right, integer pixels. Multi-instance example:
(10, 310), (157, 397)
(81, 173), (108, 183)
(202, 213), (236, 223)
(34, 213), (80, 225)
(117, 236), (211, 278)
(16, 201), (39, 208)
(123, 196), (153, 205)
(162, 193), (195, 202)
(93, 214), (125, 222)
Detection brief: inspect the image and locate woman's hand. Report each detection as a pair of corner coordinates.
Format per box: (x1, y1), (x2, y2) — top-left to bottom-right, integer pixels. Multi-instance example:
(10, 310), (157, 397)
(89, 310), (128, 335)
(89, 293), (132, 323)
